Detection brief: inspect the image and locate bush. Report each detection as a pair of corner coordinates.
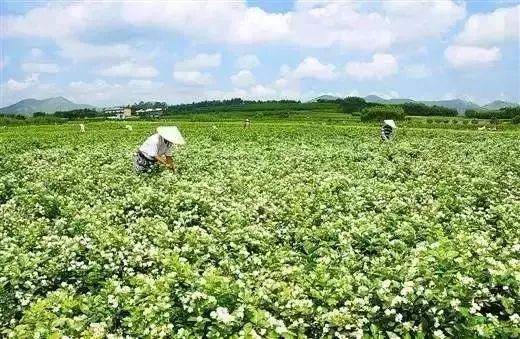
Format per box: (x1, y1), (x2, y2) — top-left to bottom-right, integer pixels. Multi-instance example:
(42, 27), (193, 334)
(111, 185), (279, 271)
(341, 97), (367, 114)
(360, 105), (405, 122)
(471, 119), (479, 124)
(512, 115), (520, 124)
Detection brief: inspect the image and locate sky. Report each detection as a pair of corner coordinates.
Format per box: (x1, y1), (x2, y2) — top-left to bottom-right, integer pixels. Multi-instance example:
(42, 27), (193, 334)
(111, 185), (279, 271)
(0, 0), (519, 107)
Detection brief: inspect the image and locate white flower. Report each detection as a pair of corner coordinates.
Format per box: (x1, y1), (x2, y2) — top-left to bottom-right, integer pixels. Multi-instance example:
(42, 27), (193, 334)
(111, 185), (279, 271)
(395, 313), (403, 323)
(433, 330), (446, 338)
(210, 307), (235, 324)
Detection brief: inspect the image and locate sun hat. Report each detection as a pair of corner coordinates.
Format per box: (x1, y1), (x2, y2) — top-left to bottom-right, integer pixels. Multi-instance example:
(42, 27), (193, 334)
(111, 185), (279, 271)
(157, 126), (186, 145)
(383, 119), (397, 129)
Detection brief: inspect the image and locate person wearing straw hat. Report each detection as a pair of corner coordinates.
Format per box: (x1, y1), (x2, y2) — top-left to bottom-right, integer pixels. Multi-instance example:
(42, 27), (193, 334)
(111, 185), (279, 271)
(134, 126), (185, 173)
(381, 119), (397, 142)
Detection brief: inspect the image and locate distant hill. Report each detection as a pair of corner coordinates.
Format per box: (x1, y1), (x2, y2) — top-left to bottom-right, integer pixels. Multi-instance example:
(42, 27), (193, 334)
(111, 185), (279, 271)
(308, 95), (341, 102)
(481, 100), (519, 110)
(0, 97), (95, 116)
(363, 95), (479, 114)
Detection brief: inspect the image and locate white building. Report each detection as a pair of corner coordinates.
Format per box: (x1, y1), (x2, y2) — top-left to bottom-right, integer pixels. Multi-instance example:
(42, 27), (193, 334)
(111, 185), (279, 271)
(104, 107), (132, 119)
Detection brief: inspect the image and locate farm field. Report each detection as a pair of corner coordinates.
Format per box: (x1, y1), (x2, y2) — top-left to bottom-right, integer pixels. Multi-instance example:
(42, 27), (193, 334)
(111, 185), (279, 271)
(0, 120), (519, 338)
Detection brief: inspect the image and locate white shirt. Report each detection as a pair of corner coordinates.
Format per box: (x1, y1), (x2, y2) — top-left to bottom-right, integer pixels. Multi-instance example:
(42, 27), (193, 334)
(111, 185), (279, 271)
(139, 133), (172, 159)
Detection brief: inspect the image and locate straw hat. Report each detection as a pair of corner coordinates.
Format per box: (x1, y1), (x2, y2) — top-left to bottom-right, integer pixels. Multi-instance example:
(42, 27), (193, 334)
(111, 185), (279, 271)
(157, 126), (186, 145)
(383, 120), (397, 129)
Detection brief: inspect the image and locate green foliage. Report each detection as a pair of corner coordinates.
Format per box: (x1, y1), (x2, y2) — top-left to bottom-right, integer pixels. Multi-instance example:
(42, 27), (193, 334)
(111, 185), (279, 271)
(402, 103), (457, 117)
(466, 106), (520, 119)
(54, 108), (98, 119)
(341, 96), (368, 114)
(360, 105), (405, 121)
(0, 121), (519, 337)
(512, 115), (520, 124)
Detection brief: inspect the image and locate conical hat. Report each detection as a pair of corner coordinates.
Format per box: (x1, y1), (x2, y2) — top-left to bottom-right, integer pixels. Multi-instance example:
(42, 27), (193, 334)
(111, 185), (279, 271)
(157, 126), (186, 145)
(383, 120), (397, 129)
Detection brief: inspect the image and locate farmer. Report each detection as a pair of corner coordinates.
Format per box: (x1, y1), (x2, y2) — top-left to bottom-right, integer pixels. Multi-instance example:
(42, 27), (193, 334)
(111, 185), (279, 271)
(243, 119), (251, 128)
(380, 119), (397, 142)
(134, 126), (185, 173)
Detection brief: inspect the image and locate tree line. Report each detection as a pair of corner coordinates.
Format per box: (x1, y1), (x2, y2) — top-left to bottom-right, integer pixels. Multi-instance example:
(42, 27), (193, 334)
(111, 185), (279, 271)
(2, 97), (518, 122)
(465, 107), (519, 120)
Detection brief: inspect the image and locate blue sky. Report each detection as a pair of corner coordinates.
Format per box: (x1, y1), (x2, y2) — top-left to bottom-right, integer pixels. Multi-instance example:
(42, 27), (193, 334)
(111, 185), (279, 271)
(1, 0), (519, 107)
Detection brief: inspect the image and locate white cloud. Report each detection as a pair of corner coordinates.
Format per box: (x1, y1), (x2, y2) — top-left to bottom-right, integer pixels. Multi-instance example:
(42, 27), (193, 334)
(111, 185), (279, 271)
(5, 73), (40, 92)
(2, 2), (116, 39)
(230, 70), (256, 88)
(128, 79), (161, 89)
(21, 63), (60, 73)
(345, 54), (398, 80)
(30, 48), (43, 58)
(58, 41), (137, 62)
(291, 57), (336, 80)
(249, 85), (276, 98)
(444, 46), (501, 68)
(457, 5), (519, 46)
(3, 1), (466, 52)
(173, 71), (213, 86)
(121, 2), (290, 45)
(97, 61), (158, 78)
(404, 64), (432, 79)
(174, 53), (222, 71)
(236, 54), (260, 69)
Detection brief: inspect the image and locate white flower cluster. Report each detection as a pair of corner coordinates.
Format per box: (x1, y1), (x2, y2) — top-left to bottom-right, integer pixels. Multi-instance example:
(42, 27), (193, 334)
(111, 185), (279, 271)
(0, 121), (519, 338)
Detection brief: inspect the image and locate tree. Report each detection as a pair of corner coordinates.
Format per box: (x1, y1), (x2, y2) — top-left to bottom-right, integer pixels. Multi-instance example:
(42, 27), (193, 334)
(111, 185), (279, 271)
(341, 97), (367, 114)
(360, 105), (405, 121)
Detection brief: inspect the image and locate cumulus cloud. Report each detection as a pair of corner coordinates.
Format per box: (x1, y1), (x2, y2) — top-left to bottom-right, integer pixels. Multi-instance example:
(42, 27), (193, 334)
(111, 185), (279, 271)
(231, 70), (256, 88)
(457, 5), (519, 46)
(21, 63), (60, 73)
(236, 54), (260, 69)
(5, 73), (40, 91)
(58, 41), (138, 62)
(173, 71), (213, 86)
(2, 1), (467, 51)
(291, 57), (336, 80)
(174, 53), (222, 71)
(444, 46), (501, 68)
(97, 61), (158, 78)
(345, 54), (398, 80)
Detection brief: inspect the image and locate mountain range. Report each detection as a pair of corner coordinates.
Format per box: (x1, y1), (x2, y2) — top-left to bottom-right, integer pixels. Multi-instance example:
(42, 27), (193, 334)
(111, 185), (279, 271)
(0, 97), (95, 115)
(1, 95), (518, 116)
(311, 94), (519, 113)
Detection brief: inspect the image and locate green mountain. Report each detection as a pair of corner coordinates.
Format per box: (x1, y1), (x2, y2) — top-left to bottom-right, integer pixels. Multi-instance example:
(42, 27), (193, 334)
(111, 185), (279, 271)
(0, 97), (95, 116)
(308, 95), (341, 102)
(481, 100), (519, 110)
(363, 95), (479, 114)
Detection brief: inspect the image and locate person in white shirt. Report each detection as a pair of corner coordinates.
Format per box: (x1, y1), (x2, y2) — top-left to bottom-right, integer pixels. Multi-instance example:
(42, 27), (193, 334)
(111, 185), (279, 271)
(381, 119), (397, 142)
(135, 126), (185, 173)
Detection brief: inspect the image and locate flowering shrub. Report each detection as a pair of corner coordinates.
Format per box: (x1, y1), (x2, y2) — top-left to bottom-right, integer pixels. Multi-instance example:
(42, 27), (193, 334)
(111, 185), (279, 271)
(0, 122), (519, 338)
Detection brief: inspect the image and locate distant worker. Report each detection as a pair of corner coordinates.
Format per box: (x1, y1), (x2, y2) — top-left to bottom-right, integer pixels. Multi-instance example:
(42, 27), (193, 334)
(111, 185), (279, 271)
(80, 123), (85, 133)
(243, 119), (251, 128)
(134, 126), (185, 173)
(380, 120), (397, 142)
